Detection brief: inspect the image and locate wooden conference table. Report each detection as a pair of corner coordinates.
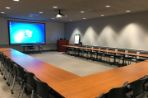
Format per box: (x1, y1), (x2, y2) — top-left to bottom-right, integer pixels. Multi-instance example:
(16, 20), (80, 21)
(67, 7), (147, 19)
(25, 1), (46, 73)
(1, 48), (148, 98)
(51, 61), (148, 98)
(64, 45), (148, 58)
(0, 48), (80, 95)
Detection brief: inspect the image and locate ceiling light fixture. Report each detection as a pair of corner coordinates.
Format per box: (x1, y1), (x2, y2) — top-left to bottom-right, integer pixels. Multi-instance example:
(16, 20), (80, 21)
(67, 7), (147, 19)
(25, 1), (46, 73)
(13, 0), (20, 2)
(80, 10), (85, 14)
(39, 11), (44, 14)
(100, 14), (105, 17)
(53, 6), (58, 9)
(126, 10), (131, 13)
(56, 9), (63, 18)
(0, 12), (5, 14)
(5, 7), (11, 10)
(105, 5), (111, 8)
(82, 17), (86, 20)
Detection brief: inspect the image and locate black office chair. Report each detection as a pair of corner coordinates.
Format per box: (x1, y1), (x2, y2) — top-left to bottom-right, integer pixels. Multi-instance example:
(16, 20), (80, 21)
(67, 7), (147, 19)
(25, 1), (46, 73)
(86, 46), (93, 59)
(105, 82), (132, 98)
(0, 52), (3, 74)
(129, 77), (146, 98)
(136, 51), (148, 62)
(124, 49), (137, 65)
(5, 58), (15, 86)
(143, 76), (148, 90)
(91, 46), (98, 60)
(34, 76), (51, 98)
(10, 64), (26, 95)
(96, 48), (104, 61)
(34, 76), (64, 98)
(104, 48), (115, 64)
(24, 71), (36, 98)
(0, 53), (6, 75)
(114, 49), (125, 66)
(82, 46), (89, 58)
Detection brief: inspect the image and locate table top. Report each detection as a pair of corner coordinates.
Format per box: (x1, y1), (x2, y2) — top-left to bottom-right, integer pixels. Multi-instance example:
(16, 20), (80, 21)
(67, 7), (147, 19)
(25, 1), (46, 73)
(51, 61), (148, 98)
(0, 48), (80, 85)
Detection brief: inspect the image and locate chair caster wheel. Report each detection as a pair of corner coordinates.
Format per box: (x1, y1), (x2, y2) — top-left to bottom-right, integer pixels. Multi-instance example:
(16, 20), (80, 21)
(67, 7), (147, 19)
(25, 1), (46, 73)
(7, 82), (10, 86)
(11, 90), (14, 94)
(3, 77), (6, 80)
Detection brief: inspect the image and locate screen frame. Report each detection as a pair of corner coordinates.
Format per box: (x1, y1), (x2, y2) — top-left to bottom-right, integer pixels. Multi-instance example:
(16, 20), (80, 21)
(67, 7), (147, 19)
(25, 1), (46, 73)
(8, 20), (46, 45)
(74, 34), (81, 45)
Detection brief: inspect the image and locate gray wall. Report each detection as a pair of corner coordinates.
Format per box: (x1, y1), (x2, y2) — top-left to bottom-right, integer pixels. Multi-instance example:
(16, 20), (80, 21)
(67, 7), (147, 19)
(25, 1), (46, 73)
(65, 11), (148, 50)
(0, 17), (65, 50)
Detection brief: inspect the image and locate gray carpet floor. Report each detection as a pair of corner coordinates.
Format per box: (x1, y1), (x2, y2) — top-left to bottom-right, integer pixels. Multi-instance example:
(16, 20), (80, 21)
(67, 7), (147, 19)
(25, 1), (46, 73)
(30, 52), (116, 76)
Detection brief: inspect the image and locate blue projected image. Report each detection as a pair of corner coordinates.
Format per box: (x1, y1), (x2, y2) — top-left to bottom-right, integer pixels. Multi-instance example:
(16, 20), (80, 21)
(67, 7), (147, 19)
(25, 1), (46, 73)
(9, 21), (46, 44)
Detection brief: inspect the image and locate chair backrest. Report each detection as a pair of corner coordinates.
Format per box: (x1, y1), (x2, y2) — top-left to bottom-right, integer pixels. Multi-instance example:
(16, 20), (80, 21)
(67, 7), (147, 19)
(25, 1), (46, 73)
(34, 76), (50, 98)
(130, 77), (145, 97)
(16, 65), (25, 80)
(106, 83), (130, 98)
(25, 71), (36, 92)
(25, 71), (36, 89)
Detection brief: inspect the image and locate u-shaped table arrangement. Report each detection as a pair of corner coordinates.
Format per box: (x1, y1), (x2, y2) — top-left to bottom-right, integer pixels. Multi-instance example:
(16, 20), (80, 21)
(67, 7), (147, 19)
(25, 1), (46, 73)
(0, 47), (148, 98)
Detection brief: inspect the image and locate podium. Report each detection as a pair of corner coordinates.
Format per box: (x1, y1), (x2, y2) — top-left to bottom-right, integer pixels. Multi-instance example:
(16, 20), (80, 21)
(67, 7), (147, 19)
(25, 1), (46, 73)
(57, 39), (69, 52)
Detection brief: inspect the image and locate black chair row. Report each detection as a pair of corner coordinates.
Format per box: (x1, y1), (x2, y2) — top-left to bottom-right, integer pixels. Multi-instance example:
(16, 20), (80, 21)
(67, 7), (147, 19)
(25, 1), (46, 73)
(97, 76), (148, 98)
(66, 45), (148, 66)
(0, 52), (64, 98)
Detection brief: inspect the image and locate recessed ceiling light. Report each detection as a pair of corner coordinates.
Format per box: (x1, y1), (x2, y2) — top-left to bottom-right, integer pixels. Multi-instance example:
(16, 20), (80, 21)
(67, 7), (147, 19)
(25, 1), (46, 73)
(0, 12), (5, 14)
(53, 6), (58, 9)
(13, 0), (20, 2)
(100, 14), (105, 17)
(82, 18), (86, 20)
(126, 10), (131, 13)
(105, 5), (111, 8)
(51, 18), (55, 20)
(80, 11), (85, 14)
(5, 7), (11, 10)
(39, 11), (44, 14)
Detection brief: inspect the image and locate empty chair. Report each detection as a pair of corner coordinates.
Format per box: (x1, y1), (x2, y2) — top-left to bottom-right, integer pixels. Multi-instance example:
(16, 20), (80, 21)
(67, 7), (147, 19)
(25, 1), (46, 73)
(90, 46), (98, 60)
(83, 46), (89, 58)
(143, 76), (148, 91)
(136, 50), (148, 62)
(5, 59), (15, 86)
(114, 49), (125, 66)
(34, 76), (64, 98)
(86, 46), (93, 59)
(103, 48), (115, 64)
(124, 49), (137, 65)
(0, 52), (3, 73)
(24, 71), (36, 98)
(0, 53), (6, 75)
(10, 64), (26, 95)
(105, 83), (132, 98)
(129, 77), (146, 98)
(96, 48), (104, 61)
(143, 76), (148, 98)
(78, 46), (84, 57)
(34, 76), (51, 98)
